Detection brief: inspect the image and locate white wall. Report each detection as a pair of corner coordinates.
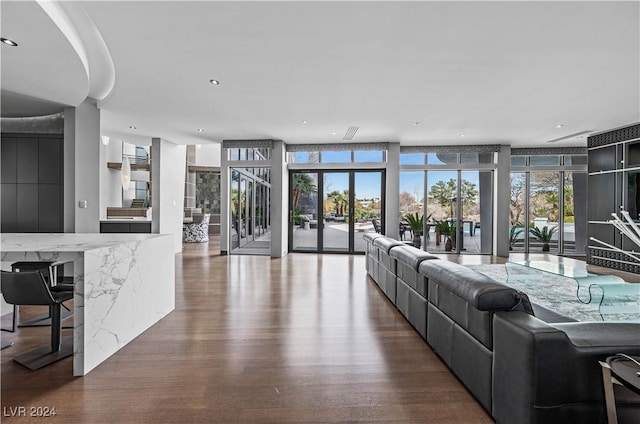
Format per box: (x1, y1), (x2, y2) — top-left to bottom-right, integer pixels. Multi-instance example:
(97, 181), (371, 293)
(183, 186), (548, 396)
(271, 141), (288, 257)
(99, 137), (124, 217)
(194, 143), (221, 167)
(64, 99), (101, 233)
(151, 138), (186, 253)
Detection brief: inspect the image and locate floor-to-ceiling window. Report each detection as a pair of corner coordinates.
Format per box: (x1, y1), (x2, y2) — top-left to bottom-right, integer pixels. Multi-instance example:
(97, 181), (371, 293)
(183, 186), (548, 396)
(288, 145), (386, 254)
(509, 150), (587, 255)
(225, 146), (272, 255)
(399, 148), (496, 254)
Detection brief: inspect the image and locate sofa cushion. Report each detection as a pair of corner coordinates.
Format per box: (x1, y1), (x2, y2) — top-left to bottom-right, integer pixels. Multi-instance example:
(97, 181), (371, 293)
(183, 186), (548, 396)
(552, 322), (640, 348)
(363, 232), (383, 243)
(389, 245), (440, 270)
(372, 237), (404, 253)
(419, 260), (533, 313)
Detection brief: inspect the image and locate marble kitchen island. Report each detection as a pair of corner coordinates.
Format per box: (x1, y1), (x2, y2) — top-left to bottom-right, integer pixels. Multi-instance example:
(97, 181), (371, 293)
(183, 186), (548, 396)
(1, 233), (175, 376)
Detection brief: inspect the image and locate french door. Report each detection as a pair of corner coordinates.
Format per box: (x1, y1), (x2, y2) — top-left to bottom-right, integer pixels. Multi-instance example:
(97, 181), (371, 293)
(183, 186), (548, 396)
(290, 170), (384, 253)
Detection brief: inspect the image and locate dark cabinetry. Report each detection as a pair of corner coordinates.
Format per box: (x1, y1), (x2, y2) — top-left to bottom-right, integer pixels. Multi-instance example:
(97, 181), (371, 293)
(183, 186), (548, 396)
(100, 221), (152, 233)
(1, 134), (63, 233)
(587, 123), (640, 273)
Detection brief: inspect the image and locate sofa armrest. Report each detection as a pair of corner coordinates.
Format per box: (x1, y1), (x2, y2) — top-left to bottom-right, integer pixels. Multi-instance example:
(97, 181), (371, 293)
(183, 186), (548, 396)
(492, 311), (640, 424)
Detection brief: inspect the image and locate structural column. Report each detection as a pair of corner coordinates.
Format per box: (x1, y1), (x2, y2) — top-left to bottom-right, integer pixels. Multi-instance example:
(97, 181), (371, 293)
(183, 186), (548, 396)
(494, 145), (511, 257)
(151, 137), (187, 253)
(385, 142), (400, 240)
(64, 99), (101, 233)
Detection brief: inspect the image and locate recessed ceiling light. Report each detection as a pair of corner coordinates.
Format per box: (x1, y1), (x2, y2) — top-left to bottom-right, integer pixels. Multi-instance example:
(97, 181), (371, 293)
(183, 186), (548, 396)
(414, 122), (421, 126)
(460, 133), (466, 137)
(129, 126), (137, 130)
(301, 120), (308, 124)
(209, 79), (220, 85)
(197, 128), (204, 133)
(1, 37), (18, 47)
(556, 124), (564, 129)
(331, 132), (337, 135)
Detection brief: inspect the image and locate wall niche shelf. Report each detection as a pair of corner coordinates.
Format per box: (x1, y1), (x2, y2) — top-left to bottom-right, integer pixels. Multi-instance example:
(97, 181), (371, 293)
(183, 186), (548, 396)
(107, 162), (151, 171)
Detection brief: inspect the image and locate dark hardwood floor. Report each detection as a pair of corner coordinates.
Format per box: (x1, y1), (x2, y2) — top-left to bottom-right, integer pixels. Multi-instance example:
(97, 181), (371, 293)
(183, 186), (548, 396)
(5, 238), (634, 423)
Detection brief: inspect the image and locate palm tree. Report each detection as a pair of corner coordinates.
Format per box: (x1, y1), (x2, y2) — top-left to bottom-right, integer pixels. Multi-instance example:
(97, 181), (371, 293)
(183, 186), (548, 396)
(292, 173), (316, 210)
(529, 225), (557, 251)
(435, 220), (456, 251)
(404, 213), (424, 248)
(327, 190), (342, 215)
(339, 189), (350, 216)
(509, 226), (523, 250)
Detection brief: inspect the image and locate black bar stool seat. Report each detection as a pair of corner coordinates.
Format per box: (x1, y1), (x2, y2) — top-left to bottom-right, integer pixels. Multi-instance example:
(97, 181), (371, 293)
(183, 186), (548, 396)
(1, 261), (73, 332)
(1, 270), (73, 370)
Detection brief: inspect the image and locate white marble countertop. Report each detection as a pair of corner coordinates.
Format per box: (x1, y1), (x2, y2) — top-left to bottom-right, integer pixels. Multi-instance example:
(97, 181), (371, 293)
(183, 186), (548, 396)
(1, 233), (168, 253)
(1, 232), (175, 376)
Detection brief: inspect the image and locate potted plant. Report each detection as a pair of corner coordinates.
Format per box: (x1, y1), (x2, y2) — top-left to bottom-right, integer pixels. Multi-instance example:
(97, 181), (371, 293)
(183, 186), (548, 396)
(404, 213), (424, 248)
(529, 225), (557, 252)
(509, 226), (523, 251)
(435, 220), (456, 251)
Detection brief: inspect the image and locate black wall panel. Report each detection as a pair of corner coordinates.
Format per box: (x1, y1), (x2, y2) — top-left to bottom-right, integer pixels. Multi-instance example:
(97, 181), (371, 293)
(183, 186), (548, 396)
(1, 134), (63, 233)
(1, 139), (17, 183)
(1, 183), (17, 232)
(588, 145), (617, 173)
(587, 173), (616, 221)
(38, 138), (62, 184)
(16, 183), (38, 232)
(16, 138), (38, 183)
(38, 184), (62, 232)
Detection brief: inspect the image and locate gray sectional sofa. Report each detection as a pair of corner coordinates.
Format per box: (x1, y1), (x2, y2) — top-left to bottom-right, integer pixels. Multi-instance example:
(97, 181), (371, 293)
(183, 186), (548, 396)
(362, 233), (640, 424)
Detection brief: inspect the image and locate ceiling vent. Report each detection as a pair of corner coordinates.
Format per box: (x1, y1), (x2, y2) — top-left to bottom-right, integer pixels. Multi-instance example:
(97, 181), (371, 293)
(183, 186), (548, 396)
(343, 126), (359, 140)
(547, 130), (592, 143)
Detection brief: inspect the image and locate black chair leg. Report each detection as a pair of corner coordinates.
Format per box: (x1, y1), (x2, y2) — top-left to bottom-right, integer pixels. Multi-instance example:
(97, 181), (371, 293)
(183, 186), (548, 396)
(13, 301), (71, 370)
(51, 304), (61, 353)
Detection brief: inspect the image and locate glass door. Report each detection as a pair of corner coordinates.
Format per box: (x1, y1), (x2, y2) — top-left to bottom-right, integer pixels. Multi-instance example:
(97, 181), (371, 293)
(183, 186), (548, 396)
(426, 170), (492, 254)
(289, 170), (384, 253)
(230, 168), (271, 255)
(529, 172), (560, 253)
(323, 172), (350, 252)
(460, 170), (492, 254)
(427, 171), (458, 252)
(291, 171), (319, 251)
(353, 171), (383, 253)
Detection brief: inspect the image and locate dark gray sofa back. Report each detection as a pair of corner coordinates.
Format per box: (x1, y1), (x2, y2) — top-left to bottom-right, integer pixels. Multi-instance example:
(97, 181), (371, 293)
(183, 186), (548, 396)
(419, 259), (533, 349)
(493, 312), (640, 424)
(389, 245), (440, 270)
(372, 237), (404, 253)
(419, 260), (533, 312)
(362, 232), (382, 244)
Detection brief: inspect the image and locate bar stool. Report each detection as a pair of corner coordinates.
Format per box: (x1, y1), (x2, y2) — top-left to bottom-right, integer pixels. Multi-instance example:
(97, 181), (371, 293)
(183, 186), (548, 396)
(1, 270), (73, 370)
(1, 261), (73, 332)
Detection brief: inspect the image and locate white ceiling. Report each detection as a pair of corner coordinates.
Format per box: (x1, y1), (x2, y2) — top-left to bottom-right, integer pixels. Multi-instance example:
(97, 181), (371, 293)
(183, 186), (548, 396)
(1, 1), (638, 148)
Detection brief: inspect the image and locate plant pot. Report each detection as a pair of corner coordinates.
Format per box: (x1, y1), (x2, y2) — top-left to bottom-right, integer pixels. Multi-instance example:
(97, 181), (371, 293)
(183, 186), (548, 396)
(445, 237), (453, 251)
(412, 234), (421, 249)
(542, 243), (550, 252)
